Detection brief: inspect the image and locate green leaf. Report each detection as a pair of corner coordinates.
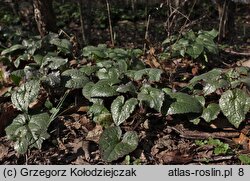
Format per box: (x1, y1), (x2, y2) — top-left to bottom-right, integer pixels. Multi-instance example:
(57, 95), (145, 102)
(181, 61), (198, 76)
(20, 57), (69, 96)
(24, 39), (42, 55)
(162, 35), (178, 45)
(214, 143), (229, 155)
(138, 85), (164, 112)
(10, 70), (25, 85)
(5, 113), (50, 154)
(14, 53), (29, 68)
(11, 80), (40, 112)
(1, 44), (25, 55)
(5, 114), (26, 140)
(82, 44), (108, 59)
(89, 103), (112, 127)
(80, 65), (99, 76)
(115, 59), (128, 73)
(195, 95), (206, 106)
(90, 81), (118, 98)
(108, 48), (128, 60)
(99, 126), (138, 162)
(127, 68), (163, 82)
(29, 113), (51, 148)
(207, 138), (229, 155)
(186, 42), (204, 59)
(116, 82), (137, 94)
(50, 38), (72, 54)
(82, 82), (95, 100)
(42, 71), (61, 87)
(33, 54), (44, 65)
(196, 31), (218, 54)
(185, 30), (196, 40)
(238, 155), (250, 165)
(189, 68), (230, 95)
(190, 68), (222, 85)
(201, 103), (220, 122)
(96, 67), (120, 81)
(96, 60), (114, 68)
(163, 89), (203, 114)
(130, 48), (143, 58)
(111, 96), (138, 126)
(62, 69), (89, 88)
(41, 56), (68, 70)
(219, 89), (250, 128)
(206, 29), (219, 38)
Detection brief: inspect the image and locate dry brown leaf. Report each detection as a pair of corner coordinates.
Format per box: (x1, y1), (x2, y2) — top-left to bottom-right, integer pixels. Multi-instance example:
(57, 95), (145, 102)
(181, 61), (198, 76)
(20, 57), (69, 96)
(0, 144), (8, 160)
(156, 150), (193, 164)
(77, 106), (89, 113)
(149, 47), (155, 55)
(143, 48), (161, 68)
(0, 87), (10, 97)
(86, 125), (103, 143)
(242, 60), (250, 68)
(233, 133), (250, 150)
(0, 63), (11, 84)
(69, 59), (78, 67)
(192, 67), (199, 75)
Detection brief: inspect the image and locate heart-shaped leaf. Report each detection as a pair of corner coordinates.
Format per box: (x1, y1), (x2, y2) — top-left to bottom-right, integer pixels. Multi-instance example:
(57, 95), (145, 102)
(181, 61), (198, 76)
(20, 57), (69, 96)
(127, 68), (163, 82)
(96, 67), (120, 81)
(50, 38), (72, 54)
(111, 96), (138, 126)
(99, 126), (138, 162)
(82, 82), (95, 100)
(82, 44), (108, 59)
(41, 56), (68, 70)
(163, 88), (203, 114)
(138, 85), (164, 112)
(5, 113), (50, 154)
(62, 69), (89, 88)
(80, 65), (99, 76)
(11, 80), (40, 112)
(90, 80), (118, 98)
(219, 89), (250, 128)
(189, 68), (222, 85)
(197, 29), (218, 54)
(201, 103), (220, 122)
(189, 68), (230, 95)
(116, 82), (137, 94)
(186, 42), (204, 59)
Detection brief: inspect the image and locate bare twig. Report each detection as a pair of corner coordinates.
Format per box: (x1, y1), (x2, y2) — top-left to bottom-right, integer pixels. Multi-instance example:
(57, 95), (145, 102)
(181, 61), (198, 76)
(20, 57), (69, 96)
(106, 0), (114, 46)
(164, 0), (190, 37)
(78, 0), (87, 45)
(170, 125), (240, 140)
(192, 155), (235, 163)
(178, 0), (197, 39)
(58, 29), (71, 39)
(143, 14), (151, 54)
(223, 49), (250, 56)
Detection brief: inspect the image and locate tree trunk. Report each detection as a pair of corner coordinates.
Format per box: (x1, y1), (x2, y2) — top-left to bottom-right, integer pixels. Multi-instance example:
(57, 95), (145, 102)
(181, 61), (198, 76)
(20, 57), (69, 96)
(33, 0), (57, 37)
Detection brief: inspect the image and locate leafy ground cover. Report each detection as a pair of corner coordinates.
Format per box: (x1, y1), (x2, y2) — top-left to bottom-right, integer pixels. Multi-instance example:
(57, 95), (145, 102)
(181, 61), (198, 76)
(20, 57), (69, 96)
(0, 0), (250, 165)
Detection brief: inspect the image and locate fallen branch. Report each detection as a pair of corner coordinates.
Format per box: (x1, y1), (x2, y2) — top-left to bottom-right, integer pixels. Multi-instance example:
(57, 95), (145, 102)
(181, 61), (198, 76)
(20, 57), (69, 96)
(170, 124), (240, 140)
(223, 49), (250, 56)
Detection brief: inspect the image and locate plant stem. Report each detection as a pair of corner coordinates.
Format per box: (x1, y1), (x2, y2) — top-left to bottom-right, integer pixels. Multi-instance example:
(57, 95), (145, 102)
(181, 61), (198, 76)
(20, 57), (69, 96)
(143, 14), (151, 54)
(106, 0), (114, 46)
(49, 89), (70, 124)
